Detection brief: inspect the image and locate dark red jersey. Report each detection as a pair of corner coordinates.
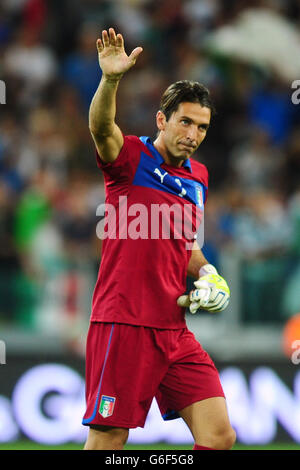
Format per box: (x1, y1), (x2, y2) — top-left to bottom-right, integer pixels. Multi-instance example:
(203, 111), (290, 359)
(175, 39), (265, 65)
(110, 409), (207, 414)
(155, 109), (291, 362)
(90, 135), (208, 329)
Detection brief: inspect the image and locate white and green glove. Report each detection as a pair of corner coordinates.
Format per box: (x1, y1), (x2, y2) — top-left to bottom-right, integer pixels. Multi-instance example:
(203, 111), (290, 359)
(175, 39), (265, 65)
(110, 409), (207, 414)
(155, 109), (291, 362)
(177, 264), (230, 314)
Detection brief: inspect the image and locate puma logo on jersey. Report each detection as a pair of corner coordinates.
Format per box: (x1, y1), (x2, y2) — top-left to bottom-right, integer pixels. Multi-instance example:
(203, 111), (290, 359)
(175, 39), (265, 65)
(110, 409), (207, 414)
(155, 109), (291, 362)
(175, 178), (187, 197)
(154, 168), (168, 184)
(154, 168), (187, 198)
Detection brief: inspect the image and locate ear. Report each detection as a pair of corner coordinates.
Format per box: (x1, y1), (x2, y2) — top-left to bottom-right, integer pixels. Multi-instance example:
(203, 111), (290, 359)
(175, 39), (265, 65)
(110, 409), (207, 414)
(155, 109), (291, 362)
(156, 110), (166, 132)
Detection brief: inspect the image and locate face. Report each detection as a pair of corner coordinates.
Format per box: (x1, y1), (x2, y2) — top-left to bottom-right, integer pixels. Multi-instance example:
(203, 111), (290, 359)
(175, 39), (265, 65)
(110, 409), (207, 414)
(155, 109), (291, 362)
(156, 102), (211, 163)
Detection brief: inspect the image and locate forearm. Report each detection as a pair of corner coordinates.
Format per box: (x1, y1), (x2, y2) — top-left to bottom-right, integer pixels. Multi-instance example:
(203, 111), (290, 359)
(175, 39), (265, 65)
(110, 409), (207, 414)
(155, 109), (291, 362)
(187, 246), (210, 279)
(89, 76), (121, 138)
(182, 246), (230, 314)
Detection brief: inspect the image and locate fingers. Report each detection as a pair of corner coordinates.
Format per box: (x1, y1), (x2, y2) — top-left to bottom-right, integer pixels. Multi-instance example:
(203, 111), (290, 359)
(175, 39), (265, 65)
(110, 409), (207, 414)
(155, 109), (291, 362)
(97, 29), (116, 52)
(176, 295), (199, 314)
(207, 291), (229, 311)
(189, 301), (200, 314)
(109, 27), (116, 46)
(177, 295), (190, 308)
(97, 28), (142, 62)
(102, 29), (109, 47)
(190, 280), (210, 306)
(129, 46), (143, 62)
(177, 289), (229, 314)
(96, 38), (103, 53)
(98, 28), (124, 50)
(193, 279), (210, 290)
(116, 33), (124, 48)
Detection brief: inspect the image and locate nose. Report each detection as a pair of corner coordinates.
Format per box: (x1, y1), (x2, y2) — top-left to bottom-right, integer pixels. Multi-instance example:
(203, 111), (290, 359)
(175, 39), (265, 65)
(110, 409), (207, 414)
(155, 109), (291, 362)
(186, 125), (198, 142)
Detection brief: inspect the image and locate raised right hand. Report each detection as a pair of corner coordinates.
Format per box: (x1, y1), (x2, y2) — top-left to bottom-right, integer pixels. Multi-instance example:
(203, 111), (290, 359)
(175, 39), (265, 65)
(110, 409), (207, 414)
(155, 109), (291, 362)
(97, 28), (143, 81)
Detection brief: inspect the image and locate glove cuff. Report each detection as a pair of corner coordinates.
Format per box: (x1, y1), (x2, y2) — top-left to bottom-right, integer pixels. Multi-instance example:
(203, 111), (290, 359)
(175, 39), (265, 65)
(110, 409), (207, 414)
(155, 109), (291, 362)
(199, 264), (218, 277)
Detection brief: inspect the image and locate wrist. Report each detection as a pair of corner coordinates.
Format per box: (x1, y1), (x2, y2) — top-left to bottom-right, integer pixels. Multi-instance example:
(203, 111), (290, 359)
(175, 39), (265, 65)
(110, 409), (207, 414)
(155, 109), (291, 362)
(102, 74), (123, 84)
(198, 264), (218, 278)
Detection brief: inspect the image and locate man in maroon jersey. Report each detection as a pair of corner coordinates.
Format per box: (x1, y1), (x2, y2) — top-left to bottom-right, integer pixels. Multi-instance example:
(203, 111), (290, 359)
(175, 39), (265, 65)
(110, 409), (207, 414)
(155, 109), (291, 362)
(82, 28), (235, 451)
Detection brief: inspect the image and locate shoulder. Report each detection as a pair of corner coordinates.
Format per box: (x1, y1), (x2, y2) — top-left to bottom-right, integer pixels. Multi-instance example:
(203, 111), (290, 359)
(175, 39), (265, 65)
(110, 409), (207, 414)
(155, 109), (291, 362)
(190, 158), (209, 187)
(122, 135), (155, 160)
(123, 135), (144, 148)
(119, 134), (151, 158)
(96, 135), (141, 167)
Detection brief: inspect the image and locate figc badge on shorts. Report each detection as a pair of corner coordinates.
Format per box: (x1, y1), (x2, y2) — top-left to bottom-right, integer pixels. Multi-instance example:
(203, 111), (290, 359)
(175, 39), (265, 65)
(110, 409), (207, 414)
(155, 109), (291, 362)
(99, 395), (116, 418)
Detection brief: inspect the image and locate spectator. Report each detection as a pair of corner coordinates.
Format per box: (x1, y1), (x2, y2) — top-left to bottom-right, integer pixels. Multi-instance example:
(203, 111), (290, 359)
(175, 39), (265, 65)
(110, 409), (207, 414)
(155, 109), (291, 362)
(229, 126), (283, 194)
(61, 22), (102, 111)
(0, 0), (299, 332)
(3, 24), (57, 107)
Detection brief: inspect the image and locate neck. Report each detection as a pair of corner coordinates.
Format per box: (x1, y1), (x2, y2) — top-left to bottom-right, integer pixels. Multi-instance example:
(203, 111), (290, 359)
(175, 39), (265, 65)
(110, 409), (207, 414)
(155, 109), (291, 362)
(153, 135), (185, 168)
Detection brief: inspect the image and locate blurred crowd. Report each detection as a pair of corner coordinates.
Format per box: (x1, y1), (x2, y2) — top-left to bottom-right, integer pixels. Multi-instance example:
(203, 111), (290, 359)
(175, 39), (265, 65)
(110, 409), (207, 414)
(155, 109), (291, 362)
(1, 0), (300, 344)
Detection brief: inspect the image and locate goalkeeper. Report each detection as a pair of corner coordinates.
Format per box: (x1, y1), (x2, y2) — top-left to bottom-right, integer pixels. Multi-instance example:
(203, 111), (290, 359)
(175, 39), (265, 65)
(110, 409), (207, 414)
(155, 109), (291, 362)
(82, 28), (236, 451)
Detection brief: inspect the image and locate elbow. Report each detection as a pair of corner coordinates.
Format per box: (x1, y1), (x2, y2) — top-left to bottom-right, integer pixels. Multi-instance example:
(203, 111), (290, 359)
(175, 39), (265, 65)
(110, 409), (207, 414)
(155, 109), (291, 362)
(89, 126), (111, 141)
(89, 123), (100, 139)
(89, 123), (112, 140)
(88, 119), (101, 138)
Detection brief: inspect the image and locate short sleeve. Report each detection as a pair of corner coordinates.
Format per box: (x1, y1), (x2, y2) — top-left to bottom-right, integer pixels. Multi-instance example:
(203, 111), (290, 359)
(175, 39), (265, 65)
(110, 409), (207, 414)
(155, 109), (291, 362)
(95, 135), (142, 187)
(203, 166), (209, 204)
(190, 159), (209, 205)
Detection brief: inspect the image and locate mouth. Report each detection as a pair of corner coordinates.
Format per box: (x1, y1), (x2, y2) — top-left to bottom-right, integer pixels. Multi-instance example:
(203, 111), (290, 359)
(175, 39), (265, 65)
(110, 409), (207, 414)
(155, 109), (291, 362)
(178, 142), (196, 151)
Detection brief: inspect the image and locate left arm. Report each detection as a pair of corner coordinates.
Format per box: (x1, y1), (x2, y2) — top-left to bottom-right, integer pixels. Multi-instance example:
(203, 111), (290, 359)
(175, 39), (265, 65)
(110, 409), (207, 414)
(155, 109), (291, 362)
(187, 241), (209, 279)
(178, 241), (230, 313)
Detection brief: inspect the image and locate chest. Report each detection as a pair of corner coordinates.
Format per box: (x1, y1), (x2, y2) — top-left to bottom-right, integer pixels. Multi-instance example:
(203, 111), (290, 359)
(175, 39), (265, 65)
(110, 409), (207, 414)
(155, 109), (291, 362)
(132, 151), (206, 208)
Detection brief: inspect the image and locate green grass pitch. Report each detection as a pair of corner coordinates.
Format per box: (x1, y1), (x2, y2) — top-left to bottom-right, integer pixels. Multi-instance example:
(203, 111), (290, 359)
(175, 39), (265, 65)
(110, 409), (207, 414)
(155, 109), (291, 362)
(0, 441), (299, 450)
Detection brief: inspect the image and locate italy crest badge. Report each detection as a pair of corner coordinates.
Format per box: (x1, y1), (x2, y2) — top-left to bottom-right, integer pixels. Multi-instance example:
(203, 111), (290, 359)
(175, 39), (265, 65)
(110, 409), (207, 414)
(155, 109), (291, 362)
(99, 395), (116, 418)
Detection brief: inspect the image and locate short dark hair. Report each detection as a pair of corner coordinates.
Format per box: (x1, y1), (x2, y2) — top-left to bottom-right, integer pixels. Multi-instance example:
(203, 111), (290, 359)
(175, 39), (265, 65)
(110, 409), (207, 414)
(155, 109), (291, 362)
(159, 80), (216, 120)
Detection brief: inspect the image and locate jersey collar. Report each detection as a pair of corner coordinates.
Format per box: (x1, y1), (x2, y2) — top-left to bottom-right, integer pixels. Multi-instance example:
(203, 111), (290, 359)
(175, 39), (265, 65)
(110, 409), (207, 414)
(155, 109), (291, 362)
(140, 136), (192, 173)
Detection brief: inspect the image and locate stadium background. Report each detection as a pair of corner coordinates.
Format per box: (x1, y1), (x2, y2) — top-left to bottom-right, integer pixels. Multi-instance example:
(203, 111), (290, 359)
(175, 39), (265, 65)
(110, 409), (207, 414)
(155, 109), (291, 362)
(1, 0), (300, 450)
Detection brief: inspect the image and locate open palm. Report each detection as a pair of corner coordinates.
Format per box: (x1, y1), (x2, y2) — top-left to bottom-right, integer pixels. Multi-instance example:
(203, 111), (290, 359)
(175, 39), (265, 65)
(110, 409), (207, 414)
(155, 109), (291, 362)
(97, 28), (143, 80)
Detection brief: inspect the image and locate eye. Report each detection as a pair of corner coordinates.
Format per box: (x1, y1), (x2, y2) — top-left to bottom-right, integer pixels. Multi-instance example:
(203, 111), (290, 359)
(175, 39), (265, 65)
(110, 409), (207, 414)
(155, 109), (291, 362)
(181, 119), (190, 125)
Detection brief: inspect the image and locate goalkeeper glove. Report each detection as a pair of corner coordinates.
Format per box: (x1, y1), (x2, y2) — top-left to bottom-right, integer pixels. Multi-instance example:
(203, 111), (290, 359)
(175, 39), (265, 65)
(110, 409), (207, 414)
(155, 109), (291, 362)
(177, 264), (230, 314)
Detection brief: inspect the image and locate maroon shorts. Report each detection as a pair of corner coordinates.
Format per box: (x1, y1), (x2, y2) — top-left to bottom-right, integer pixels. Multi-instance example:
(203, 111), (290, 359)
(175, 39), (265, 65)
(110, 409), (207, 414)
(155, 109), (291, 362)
(82, 322), (224, 429)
